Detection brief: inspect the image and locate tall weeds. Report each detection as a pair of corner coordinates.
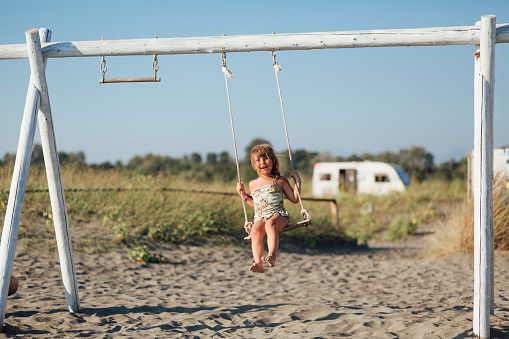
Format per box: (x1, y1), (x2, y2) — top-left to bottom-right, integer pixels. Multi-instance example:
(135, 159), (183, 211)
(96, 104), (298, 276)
(3, 163), (502, 256)
(0, 165), (345, 254)
(428, 174), (509, 255)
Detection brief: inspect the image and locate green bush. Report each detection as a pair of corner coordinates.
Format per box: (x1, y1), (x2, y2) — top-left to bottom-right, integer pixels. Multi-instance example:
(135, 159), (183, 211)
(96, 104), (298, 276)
(384, 215), (418, 241)
(345, 215), (380, 246)
(127, 245), (164, 263)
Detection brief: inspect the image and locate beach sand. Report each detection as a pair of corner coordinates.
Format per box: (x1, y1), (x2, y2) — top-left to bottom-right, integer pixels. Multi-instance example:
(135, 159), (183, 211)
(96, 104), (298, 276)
(3, 232), (509, 338)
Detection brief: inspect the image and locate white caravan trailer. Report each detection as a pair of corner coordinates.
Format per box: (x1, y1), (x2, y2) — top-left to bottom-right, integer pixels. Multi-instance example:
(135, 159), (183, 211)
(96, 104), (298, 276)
(493, 148), (509, 176)
(312, 161), (411, 197)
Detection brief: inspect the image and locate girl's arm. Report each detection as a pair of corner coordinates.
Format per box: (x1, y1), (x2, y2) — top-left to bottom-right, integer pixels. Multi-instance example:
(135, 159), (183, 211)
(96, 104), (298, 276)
(281, 170), (302, 203)
(236, 182), (254, 208)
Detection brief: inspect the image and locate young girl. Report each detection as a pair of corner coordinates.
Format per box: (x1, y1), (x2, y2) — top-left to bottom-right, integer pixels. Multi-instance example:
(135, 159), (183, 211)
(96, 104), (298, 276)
(236, 144), (302, 273)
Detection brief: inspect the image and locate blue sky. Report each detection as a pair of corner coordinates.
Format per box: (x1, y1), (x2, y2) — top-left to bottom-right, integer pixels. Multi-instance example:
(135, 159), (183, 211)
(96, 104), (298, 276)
(1, 1), (508, 165)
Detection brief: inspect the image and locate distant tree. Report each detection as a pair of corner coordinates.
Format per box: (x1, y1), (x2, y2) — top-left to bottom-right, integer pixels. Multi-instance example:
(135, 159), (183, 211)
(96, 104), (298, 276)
(434, 157), (468, 181)
(219, 151), (230, 165)
(292, 149), (318, 176)
(126, 155), (144, 170)
(58, 150), (86, 167)
(98, 162), (114, 170)
(206, 153), (217, 165)
(126, 153), (173, 175)
(3, 153), (16, 165)
(31, 143), (45, 165)
(375, 150), (399, 164)
(191, 153), (202, 164)
(397, 146), (435, 182)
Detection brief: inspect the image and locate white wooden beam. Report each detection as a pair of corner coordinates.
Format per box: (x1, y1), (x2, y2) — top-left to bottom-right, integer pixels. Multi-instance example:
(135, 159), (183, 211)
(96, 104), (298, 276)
(0, 24), (509, 60)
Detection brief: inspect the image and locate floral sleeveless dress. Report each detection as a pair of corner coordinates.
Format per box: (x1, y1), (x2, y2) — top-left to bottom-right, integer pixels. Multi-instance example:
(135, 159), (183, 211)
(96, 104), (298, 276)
(252, 177), (290, 222)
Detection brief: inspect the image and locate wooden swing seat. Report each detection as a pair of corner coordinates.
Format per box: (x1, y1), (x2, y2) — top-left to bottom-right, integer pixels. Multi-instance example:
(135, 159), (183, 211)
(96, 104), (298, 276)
(279, 219), (312, 234)
(244, 218), (312, 242)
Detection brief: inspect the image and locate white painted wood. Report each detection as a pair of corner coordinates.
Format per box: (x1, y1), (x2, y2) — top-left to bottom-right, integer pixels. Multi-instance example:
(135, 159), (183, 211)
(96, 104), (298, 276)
(0, 24), (509, 60)
(475, 15), (496, 339)
(0, 28), (51, 328)
(0, 86), (40, 327)
(25, 28), (81, 314)
(473, 25), (481, 335)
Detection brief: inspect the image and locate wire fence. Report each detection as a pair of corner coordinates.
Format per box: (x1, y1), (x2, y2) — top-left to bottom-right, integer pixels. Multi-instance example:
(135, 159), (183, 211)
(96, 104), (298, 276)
(0, 187), (339, 226)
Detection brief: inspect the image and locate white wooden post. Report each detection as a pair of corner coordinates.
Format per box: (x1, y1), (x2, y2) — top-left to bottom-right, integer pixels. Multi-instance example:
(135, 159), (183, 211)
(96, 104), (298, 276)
(25, 28), (81, 314)
(473, 22), (481, 336)
(473, 15), (496, 339)
(0, 28), (51, 327)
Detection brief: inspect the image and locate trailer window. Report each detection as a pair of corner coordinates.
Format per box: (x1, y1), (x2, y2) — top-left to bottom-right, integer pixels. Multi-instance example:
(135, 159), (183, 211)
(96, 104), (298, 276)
(320, 173), (331, 181)
(375, 174), (390, 182)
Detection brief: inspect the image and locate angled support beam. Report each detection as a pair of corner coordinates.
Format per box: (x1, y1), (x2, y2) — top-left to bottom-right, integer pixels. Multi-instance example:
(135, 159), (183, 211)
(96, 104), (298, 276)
(0, 28), (51, 327)
(0, 28), (81, 328)
(26, 28), (81, 315)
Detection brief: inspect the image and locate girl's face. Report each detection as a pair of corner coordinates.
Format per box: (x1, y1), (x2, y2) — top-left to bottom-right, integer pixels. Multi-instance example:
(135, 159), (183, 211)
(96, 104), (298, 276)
(253, 155), (273, 177)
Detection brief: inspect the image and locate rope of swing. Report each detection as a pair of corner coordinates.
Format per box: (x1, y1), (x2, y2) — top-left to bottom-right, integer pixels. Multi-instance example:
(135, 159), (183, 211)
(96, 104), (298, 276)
(222, 53), (253, 237)
(272, 51), (310, 221)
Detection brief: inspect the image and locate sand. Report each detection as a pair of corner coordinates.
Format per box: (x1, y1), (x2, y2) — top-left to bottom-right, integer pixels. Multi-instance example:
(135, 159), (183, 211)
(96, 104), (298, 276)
(3, 233), (509, 338)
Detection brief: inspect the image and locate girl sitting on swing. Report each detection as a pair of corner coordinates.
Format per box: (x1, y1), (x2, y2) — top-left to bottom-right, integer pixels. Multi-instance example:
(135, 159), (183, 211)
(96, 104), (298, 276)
(236, 144), (302, 273)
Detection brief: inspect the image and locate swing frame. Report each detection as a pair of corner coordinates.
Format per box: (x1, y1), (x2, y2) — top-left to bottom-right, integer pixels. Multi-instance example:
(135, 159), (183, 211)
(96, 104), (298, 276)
(0, 18), (504, 336)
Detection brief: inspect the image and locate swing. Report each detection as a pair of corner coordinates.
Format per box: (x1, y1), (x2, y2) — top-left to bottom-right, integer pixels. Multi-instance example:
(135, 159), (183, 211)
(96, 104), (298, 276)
(98, 40), (161, 83)
(222, 52), (311, 242)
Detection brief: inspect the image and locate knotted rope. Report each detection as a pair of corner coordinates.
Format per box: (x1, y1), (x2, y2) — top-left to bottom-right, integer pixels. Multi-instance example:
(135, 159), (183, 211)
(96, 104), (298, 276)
(222, 53), (253, 240)
(272, 52), (310, 221)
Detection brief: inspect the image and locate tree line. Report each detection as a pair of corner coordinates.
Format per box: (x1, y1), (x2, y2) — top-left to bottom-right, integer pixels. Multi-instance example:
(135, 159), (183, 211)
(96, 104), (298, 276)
(0, 139), (468, 182)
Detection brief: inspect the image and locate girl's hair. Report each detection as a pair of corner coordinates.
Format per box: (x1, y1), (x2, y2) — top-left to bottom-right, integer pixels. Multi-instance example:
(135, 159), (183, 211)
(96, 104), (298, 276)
(250, 144), (280, 177)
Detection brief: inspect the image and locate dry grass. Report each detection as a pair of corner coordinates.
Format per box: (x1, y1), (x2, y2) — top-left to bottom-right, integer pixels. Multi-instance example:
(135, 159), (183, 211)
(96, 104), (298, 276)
(428, 174), (509, 256)
(0, 165), (344, 255)
(4, 163), (504, 257)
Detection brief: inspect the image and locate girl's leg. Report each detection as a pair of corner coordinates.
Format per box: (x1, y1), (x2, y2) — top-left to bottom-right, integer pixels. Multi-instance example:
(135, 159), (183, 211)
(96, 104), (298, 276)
(263, 214), (289, 267)
(249, 221), (266, 273)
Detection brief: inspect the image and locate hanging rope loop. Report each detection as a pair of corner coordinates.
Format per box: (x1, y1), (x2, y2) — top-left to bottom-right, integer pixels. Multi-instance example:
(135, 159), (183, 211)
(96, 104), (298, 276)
(222, 53), (251, 239)
(272, 51), (281, 72)
(271, 52), (309, 220)
(244, 221), (253, 241)
(222, 53), (234, 78)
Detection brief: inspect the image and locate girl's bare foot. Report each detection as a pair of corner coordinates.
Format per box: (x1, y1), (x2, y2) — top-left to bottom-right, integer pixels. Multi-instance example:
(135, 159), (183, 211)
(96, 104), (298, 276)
(262, 256), (276, 267)
(249, 262), (265, 273)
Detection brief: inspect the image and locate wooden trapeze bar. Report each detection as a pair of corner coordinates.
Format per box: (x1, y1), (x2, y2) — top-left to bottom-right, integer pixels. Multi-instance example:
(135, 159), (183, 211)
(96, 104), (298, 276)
(98, 54), (160, 84)
(99, 77), (161, 84)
